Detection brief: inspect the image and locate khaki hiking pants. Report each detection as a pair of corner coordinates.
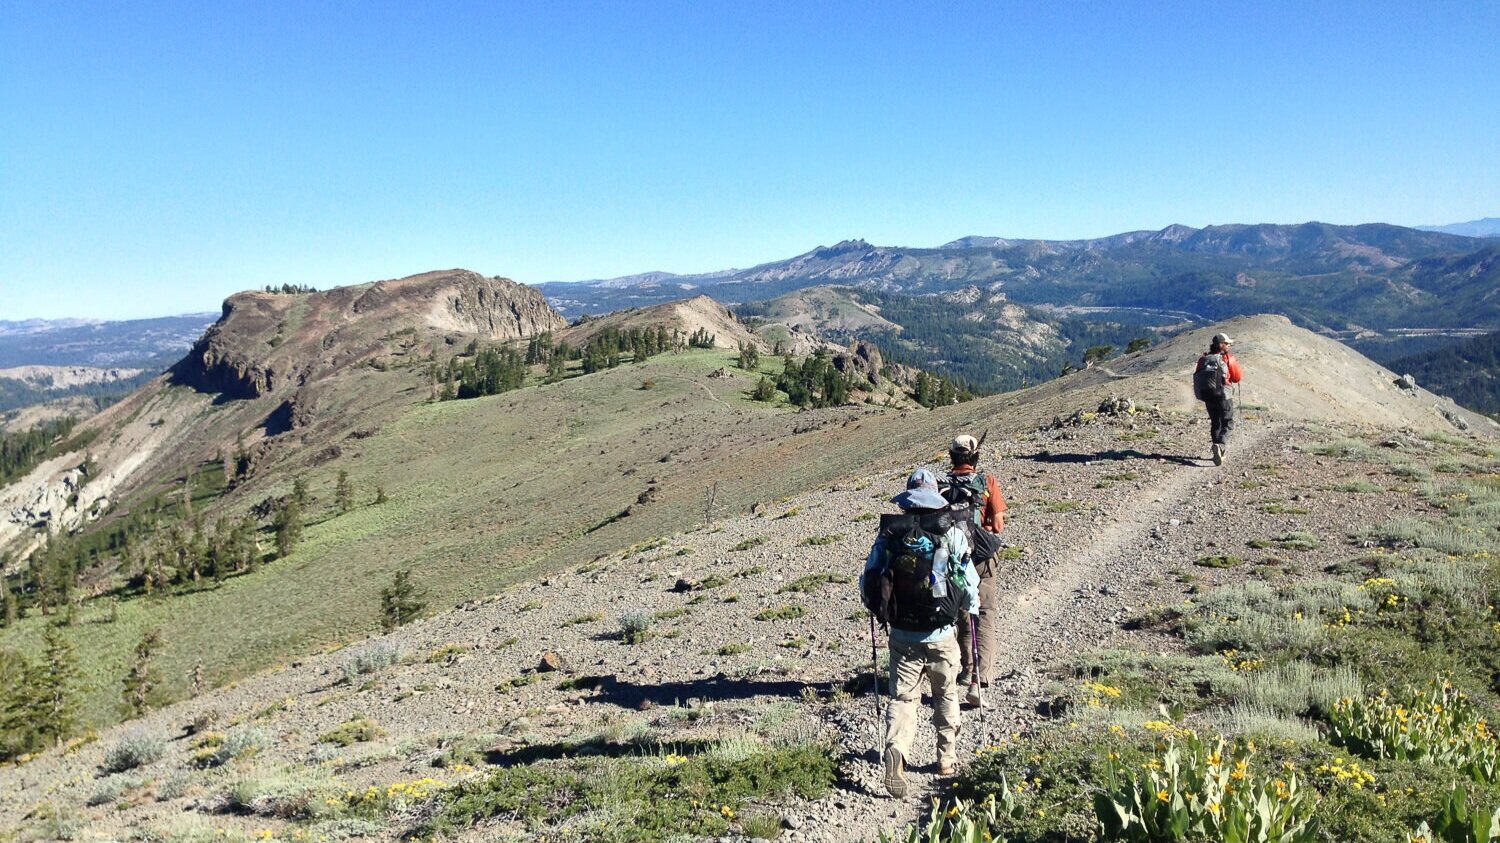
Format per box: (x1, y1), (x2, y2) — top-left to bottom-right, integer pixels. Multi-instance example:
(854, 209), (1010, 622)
(956, 571), (999, 684)
(886, 634), (962, 769)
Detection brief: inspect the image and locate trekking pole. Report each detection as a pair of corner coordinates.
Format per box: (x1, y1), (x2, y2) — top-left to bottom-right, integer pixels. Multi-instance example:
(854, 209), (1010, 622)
(969, 613), (980, 697)
(868, 615), (882, 722)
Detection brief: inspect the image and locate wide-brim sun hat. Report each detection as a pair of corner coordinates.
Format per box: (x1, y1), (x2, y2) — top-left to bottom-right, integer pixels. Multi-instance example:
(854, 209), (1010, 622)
(892, 467), (948, 510)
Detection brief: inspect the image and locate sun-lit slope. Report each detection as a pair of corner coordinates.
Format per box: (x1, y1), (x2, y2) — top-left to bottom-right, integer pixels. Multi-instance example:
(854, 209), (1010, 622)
(556, 295), (763, 351)
(919, 314), (1497, 437)
(0, 349), (890, 723)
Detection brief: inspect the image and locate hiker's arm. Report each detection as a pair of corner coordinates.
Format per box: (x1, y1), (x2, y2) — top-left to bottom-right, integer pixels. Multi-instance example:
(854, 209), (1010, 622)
(983, 474), (1006, 532)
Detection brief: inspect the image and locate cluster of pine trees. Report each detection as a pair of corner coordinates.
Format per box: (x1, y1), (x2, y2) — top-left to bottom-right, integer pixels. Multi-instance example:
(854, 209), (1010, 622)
(910, 369), (969, 408)
(432, 324), (727, 400)
(776, 350), (854, 408)
(261, 283), (317, 294)
(0, 417), (85, 486)
(0, 621), (171, 759)
(0, 456), (394, 759)
(0, 626), (83, 758)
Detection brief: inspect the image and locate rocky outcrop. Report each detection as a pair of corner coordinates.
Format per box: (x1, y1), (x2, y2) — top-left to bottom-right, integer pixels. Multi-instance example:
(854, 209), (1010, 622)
(833, 341), (884, 386)
(171, 271), (566, 400)
(170, 295), (287, 399)
(428, 273), (566, 338)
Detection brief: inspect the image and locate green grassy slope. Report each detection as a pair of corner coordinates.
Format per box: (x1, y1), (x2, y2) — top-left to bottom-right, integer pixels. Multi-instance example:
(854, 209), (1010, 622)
(1, 350), (908, 725)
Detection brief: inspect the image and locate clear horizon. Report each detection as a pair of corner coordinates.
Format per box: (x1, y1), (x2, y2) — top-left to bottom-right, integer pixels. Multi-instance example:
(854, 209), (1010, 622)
(3, 1), (1498, 320)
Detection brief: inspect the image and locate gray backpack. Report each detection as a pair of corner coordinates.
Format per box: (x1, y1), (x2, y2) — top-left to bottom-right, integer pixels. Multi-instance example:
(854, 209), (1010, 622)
(1194, 354), (1227, 401)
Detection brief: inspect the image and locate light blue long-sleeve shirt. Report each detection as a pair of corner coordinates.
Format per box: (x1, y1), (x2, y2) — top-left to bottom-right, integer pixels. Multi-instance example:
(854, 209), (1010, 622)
(859, 516), (980, 644)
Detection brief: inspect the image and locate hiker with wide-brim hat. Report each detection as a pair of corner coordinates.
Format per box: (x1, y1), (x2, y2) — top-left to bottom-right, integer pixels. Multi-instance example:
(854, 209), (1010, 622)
(859, 468), (980, 797)
(1193, 332), (1244, 465)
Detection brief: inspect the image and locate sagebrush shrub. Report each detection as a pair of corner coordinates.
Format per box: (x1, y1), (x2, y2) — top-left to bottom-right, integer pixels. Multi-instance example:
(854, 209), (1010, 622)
(618, 611), (652, 644)
(101, 729), (166, 773)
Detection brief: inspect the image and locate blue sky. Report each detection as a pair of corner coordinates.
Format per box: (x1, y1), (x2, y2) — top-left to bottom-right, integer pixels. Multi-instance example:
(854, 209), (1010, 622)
(2, 1), (1497, 319)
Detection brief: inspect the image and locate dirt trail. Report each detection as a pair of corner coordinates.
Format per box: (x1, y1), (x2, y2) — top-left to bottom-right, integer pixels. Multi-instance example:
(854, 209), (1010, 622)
(990, 422), (1280, 693)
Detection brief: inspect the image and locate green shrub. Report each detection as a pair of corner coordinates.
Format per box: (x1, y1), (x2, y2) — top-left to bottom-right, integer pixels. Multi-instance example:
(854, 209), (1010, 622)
(1195, 555), (1242, 569)
(755, 605), (806, 622)
(741, 810), (784, 839)
(101, 729), (166, 773)
(195, 727), (268, 767)
(777, 572), (850, 593)
(1329, 682), (1498, 782)
(562, 612), (604, 626)
(717, 643), (751, 656)
(800, 534), (842, 546)
(417, 741), (835, 840)
(1413, 784), (1500, 843)
(731, 537), (766, 552)
(87, 774), (143, 806)
(1098, 733), (1320, 843)
(1272, 531), (1320, 551)
(319, 717), (386, 747)
(341, 642), (403, 681)
(618, 610), (653, 644)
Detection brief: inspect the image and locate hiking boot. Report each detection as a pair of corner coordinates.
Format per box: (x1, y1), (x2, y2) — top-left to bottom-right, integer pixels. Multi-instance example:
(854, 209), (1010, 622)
(1211, 443), (1224, 466)
(964, 683), (986, 709)
(882, 746), (907, 798)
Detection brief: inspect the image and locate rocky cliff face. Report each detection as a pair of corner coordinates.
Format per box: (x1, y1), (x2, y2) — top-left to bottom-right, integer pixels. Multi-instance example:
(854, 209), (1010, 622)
(172, 270), (566, 400)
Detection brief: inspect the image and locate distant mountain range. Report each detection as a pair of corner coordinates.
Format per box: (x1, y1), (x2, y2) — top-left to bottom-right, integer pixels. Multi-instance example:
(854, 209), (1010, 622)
(540, 222), (1500, 332)
(535, 222), (1500, 393)
(1416, 217), (1500, 238)
(0, 313), (216, 414)
(0, 314), (216, 369)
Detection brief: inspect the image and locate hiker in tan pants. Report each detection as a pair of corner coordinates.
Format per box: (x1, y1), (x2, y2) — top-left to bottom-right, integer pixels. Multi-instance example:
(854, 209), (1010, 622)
(860, 469), (980, 797)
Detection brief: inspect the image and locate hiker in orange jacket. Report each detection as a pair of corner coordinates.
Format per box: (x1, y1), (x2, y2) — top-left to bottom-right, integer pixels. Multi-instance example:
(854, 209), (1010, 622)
(947, 434), (1007, 708)
(1195, 332), (1243, 465)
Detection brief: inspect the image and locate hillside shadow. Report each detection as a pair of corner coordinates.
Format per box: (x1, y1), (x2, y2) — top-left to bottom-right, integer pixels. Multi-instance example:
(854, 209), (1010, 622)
(483, 735), (719, 767)
(591, 673), (831, 710)
(1018, 449), (1204, 467)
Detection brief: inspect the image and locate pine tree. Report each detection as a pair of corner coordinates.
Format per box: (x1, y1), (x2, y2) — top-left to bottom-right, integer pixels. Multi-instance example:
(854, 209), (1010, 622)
(373, 485), (388, 505)
(1082, 345), (1115, 368)
(291, 476), (309, 508)
(274, 498), (303, 558)
(33, 626), (82, 747)
(1126, 337), (1152, 354)
(380, 569), (426, 632)
(2, 582), (17, 626)
(335, 470), (354, 513)
(751, 377), (777, 402)
(121, 628), (163, 717)
(737, 341), (760, 371)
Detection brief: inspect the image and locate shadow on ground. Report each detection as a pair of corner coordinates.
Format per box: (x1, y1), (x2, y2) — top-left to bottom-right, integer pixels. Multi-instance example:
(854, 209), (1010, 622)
(1017, 449), (1205, 467)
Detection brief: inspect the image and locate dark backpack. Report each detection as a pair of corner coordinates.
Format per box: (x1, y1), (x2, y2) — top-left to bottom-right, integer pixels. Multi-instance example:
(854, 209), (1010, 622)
(1194, 353), (1228, 402)
(941, 471), (1003, 564)
(862, 511), (966, 632)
